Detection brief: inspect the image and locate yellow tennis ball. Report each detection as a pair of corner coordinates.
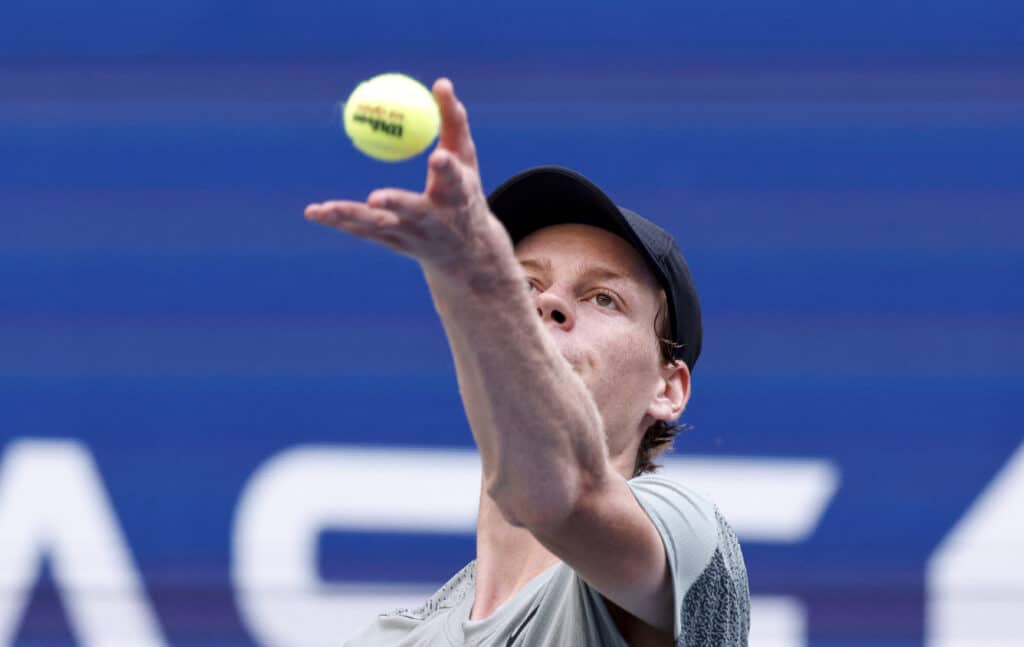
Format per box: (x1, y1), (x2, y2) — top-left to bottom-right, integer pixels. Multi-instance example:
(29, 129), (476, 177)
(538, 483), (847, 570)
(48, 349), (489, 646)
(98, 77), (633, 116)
(343, 73), (440, 162)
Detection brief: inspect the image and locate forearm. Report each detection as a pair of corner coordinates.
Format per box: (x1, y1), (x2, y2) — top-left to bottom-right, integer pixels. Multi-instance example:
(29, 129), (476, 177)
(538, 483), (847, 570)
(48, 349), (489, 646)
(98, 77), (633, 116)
(304, 78), (612, 525)
(422, 243), (611, 527)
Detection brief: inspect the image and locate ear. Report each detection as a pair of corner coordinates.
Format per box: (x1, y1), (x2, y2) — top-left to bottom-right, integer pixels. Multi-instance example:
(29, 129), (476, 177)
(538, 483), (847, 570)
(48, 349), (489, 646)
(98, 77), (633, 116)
(647, 360), (691, 423)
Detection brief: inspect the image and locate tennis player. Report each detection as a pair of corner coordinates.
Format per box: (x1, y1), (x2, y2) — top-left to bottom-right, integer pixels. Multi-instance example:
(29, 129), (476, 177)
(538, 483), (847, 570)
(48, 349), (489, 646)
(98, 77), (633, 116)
(305, 78), (749, 647)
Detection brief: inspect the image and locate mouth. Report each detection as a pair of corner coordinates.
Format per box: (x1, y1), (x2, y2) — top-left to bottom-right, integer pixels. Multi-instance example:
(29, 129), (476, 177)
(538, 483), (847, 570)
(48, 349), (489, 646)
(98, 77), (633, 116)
(561, 354), (585, 375)
(552, 340), (586, 374)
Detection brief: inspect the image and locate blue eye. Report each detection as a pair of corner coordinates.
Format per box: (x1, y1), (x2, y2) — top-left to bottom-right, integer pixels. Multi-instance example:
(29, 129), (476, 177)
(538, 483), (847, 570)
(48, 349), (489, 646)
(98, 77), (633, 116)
(592, 293), (618, 309)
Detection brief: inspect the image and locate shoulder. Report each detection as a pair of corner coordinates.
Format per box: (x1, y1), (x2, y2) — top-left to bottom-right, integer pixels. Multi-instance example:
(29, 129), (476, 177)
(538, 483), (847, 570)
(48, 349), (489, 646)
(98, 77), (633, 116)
(341, 563), (476, 646)
(626, 474), (720, 560)
(626, 472), (745, 573)
(627, 473), (751, 643)
(382, 561), (475, 622)
(626, 473), (717, 513)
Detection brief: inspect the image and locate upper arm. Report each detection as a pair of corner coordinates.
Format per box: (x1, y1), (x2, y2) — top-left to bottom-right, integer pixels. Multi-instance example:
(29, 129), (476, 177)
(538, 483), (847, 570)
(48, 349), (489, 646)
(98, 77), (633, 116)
(526, 471), (715, 636)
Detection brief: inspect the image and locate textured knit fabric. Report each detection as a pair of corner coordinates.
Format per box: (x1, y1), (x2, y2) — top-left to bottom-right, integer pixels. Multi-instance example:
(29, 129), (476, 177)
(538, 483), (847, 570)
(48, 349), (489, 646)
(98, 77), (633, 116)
(342, 474), (749, 646)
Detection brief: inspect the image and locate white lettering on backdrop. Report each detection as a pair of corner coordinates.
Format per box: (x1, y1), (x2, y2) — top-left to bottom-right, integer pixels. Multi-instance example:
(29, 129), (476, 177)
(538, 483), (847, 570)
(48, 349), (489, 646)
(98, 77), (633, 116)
(232, 445), (839, 647)
(0, 440), (166, 647)
(927, 441), (1024, 647)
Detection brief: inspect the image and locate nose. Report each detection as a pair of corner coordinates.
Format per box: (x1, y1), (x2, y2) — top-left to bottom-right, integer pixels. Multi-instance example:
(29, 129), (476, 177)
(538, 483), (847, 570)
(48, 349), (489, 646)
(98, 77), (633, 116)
(535, 291), (575, 330)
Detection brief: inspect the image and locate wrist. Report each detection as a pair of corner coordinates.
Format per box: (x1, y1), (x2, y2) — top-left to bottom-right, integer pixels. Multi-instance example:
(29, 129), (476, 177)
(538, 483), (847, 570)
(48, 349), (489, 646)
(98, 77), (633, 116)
(422, 215), (521, 300)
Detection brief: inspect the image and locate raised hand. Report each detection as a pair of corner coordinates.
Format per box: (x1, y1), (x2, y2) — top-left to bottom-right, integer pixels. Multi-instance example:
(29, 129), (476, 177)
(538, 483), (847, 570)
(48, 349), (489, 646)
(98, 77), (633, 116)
(304, 78), (511, 277)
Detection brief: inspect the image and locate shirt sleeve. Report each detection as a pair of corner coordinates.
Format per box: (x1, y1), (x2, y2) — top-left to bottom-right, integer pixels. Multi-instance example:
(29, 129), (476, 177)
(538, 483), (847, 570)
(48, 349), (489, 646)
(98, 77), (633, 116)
(626, 474), (721, 641)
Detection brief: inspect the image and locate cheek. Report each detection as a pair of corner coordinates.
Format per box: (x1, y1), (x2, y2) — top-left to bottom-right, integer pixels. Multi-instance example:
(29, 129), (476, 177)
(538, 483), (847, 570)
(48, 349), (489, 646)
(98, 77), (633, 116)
(580, 321), (661, 392)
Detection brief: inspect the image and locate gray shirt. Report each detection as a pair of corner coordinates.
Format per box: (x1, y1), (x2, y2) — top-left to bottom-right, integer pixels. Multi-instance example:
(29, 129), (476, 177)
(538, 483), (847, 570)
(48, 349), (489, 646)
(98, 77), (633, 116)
(343, 474), (750, 646)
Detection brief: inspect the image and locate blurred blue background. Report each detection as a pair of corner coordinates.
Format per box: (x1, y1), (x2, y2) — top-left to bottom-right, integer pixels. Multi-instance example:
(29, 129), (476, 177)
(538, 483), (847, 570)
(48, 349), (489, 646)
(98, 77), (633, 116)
(1, 1), (1022, 646)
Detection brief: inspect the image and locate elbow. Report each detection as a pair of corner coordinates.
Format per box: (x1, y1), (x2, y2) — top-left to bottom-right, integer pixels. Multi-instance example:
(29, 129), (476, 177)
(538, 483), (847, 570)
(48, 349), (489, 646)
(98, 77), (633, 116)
(487, 465), (603, 531)
(486, 409), (610, 530)
(486, 469), (580, 530)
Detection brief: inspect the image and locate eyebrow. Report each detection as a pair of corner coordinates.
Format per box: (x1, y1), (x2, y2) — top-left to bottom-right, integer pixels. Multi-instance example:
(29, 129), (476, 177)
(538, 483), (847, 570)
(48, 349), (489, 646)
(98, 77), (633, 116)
(578, 265), (633, 285)
(519, 258), (636, 287)
(519, 258), (552, 274)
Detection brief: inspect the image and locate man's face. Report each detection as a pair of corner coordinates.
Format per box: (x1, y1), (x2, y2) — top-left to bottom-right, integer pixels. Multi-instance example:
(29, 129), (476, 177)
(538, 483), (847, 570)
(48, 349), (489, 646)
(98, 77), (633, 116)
(515, 223), (676, 455)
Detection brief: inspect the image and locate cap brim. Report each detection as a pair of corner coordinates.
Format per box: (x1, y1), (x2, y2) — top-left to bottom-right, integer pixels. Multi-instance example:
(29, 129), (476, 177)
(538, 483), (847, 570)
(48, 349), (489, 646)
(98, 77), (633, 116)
(487, 166), (636, 246)
(487, 165), (670, 304)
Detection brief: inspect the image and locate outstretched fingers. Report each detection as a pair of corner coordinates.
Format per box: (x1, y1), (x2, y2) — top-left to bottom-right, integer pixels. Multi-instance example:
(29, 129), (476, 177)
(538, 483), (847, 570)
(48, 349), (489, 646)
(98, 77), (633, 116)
(306, 200), (398, 230)
(433, 78), (478, 169)
(366, 188), (431, 218)
(305, 189), (435, 251)
(303, 199), (405, 248)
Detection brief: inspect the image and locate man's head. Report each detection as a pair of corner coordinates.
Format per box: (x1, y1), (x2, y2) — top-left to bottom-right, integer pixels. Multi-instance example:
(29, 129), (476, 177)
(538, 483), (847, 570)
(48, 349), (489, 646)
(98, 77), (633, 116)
(488, 166), (702, 477)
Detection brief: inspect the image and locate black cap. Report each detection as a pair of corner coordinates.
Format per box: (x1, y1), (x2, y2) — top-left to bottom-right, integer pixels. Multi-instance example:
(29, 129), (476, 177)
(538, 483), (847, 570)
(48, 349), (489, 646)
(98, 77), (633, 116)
(487, 166), (703, 371)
